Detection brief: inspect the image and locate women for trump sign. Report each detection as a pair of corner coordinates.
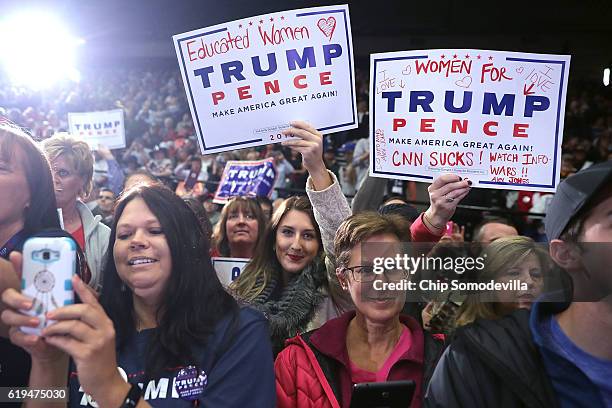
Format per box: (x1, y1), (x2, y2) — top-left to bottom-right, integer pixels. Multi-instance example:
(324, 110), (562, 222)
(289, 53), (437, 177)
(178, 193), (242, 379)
(173, 4), (357, 154)
(370, 49), (570, 193)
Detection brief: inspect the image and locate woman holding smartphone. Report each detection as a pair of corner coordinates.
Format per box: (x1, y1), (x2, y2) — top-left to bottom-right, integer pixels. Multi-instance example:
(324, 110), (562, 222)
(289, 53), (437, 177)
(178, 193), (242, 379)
(2, 184), (276, 407)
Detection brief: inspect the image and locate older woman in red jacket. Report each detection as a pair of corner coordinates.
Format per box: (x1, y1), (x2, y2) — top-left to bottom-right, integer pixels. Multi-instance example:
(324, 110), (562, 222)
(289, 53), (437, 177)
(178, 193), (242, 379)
(274, 211), (445, 408)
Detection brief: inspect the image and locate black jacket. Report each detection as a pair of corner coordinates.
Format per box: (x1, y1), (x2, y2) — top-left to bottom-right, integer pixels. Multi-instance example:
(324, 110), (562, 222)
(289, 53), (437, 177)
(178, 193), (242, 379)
(424, 309), (559, 408)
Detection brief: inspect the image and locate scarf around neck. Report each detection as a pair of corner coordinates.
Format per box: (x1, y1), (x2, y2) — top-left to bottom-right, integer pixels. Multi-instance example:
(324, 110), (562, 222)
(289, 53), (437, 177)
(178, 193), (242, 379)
(251, 259), (327, 353)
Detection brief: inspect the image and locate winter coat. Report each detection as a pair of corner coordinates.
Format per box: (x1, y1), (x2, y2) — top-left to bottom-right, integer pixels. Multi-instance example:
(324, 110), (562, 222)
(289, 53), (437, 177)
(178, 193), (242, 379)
(275, 311), (445, 408)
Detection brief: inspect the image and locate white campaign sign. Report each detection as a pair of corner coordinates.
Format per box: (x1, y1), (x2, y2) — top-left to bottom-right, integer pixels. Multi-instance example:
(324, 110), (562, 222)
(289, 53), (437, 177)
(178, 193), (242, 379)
(211, 257), (250, 288)
(370, 49), (570, 192)
(68, 109), (126, 149)
(173, 4), (357, 154)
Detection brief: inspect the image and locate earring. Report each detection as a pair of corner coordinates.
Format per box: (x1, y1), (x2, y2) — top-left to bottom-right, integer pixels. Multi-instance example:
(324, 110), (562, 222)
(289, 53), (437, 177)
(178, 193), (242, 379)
(121, 282), (127, 292)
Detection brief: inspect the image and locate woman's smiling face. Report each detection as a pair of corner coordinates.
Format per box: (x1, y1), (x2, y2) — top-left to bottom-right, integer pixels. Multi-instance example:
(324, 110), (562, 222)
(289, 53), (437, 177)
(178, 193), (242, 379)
(274, 210), (320, 274)
(113, 197), (172, 306)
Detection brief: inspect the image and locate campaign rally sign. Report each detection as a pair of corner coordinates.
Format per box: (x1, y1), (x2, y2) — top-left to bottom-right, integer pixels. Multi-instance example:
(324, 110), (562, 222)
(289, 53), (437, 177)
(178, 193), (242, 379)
(370, 50), (570, 192)
(67, 109), (126, 149)
(173, 4), (357, 154)
(213, 159), (277, 204)
(211, 257), (250, 288)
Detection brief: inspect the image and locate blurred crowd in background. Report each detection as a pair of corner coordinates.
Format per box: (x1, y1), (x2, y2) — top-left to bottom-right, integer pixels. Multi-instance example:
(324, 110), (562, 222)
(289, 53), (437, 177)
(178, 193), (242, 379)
(1, 67), (611, 240)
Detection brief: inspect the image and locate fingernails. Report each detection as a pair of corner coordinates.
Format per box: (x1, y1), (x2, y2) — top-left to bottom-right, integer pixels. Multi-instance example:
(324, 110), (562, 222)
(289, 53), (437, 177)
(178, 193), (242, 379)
(29, 318), (39, 326)
(458, 176), (462, 181)
(467, 180), (473, 186)
(46, 311), (55, 319)
(23, 301), (32, 309)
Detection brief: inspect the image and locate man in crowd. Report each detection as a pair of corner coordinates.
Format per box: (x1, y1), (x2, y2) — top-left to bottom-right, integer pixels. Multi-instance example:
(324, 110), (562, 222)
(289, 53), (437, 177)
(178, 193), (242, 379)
(472, 217), (519, 243)
(91, 187), (116, 227)
(256, 196), (273, 221)
(203, 194), (221, 226)
(425, 160), (612, 407)
(271, 150), (294, 199)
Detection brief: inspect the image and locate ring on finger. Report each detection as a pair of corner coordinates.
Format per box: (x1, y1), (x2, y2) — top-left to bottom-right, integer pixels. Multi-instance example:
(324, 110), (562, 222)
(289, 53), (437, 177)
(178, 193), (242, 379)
(445, 194), (455, 203)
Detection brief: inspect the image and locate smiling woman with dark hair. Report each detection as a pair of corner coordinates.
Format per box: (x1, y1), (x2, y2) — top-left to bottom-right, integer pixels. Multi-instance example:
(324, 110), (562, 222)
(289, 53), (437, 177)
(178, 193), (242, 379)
(2, 184), (276, 407)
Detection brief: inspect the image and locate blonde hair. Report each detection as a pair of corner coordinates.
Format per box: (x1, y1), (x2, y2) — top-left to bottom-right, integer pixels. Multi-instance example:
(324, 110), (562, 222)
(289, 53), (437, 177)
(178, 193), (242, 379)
(41, 133), (94, 197)
(455, 235), (549, 327)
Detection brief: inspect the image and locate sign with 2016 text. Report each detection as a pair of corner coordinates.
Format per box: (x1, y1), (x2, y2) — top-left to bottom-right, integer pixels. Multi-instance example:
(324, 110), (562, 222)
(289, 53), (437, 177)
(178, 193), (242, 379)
(67, 109), (126, 149)
(370, 49), (570, 192)
(173, 4), (357, 154)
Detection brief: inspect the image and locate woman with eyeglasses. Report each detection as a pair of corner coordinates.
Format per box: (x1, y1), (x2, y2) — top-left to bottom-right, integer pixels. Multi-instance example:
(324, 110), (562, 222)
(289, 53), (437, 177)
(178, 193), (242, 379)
(274, 212), (445, 408)
(42, 133), (111, 289)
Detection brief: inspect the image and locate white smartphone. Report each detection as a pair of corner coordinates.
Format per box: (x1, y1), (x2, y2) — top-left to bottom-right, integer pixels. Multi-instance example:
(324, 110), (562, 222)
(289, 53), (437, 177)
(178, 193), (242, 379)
(20, 237), (76, 335)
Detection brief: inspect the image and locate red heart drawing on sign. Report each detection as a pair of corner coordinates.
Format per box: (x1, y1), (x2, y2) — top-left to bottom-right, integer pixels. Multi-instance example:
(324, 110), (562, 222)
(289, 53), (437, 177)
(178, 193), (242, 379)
(455, 76), (472, 88)
(317, 17), (336, 40)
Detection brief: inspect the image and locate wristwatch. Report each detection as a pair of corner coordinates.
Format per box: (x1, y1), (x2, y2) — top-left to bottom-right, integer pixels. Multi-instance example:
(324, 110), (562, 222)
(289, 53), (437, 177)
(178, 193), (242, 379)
(120, 383), (142, 408)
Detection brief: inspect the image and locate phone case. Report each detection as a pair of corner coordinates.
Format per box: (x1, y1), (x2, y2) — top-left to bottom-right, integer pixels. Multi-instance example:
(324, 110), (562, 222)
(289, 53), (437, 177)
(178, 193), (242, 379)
(21, 237), (76, 335)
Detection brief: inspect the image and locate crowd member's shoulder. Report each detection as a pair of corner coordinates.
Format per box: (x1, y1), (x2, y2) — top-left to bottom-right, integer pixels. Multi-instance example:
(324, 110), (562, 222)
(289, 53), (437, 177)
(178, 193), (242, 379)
(236, 303), (269, 327)
(225, 303), (270, 343)
(455, 308), (532, 350)
(448, 309), (542, 376)
(425, 309), (555, 408)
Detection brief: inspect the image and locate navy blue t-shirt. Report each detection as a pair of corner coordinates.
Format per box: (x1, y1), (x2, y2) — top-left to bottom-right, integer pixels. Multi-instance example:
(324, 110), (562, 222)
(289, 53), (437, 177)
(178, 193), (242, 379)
(547, 316), (612, 406)
(531, 301), (611, 408)
(69, 307), (276, 407)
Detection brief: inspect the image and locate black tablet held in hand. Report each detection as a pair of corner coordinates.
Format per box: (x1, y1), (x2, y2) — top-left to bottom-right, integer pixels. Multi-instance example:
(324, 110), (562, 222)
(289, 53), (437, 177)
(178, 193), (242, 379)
(349, 380), (416, 408)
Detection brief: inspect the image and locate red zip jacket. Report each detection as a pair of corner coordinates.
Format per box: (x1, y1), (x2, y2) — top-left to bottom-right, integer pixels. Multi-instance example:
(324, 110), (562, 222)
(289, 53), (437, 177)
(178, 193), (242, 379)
(275, 311), (444, 408)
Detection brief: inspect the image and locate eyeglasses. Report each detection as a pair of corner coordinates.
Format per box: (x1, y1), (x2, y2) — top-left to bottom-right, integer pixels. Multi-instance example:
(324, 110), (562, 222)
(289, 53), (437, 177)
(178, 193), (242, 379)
(343, 265), (407, 283)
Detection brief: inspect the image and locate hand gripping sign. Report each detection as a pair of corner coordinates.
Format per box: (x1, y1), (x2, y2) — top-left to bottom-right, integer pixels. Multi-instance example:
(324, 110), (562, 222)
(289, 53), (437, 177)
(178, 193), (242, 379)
(173, 4), (357, 154)
(370, 49), (570, 193)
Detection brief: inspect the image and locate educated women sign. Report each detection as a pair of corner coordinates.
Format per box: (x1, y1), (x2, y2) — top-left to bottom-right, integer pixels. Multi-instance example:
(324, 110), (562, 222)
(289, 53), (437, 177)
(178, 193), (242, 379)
(173, 4), (357, 154)
(370, 49), (570, 192)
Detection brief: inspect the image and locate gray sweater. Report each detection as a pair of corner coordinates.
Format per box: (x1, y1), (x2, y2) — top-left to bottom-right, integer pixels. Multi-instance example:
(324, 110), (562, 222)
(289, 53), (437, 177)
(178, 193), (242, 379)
(77, 200), (111, 290)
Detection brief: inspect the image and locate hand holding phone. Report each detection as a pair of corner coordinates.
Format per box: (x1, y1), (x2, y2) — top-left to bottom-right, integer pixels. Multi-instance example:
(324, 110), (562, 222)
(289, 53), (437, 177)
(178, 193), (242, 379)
(20, 237), (76, 335)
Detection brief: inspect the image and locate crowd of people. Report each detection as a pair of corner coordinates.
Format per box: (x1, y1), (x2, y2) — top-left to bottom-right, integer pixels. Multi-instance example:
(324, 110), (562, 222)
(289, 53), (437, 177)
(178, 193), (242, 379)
(2, 69), (611, 237)
(0, 66), (611, 407)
